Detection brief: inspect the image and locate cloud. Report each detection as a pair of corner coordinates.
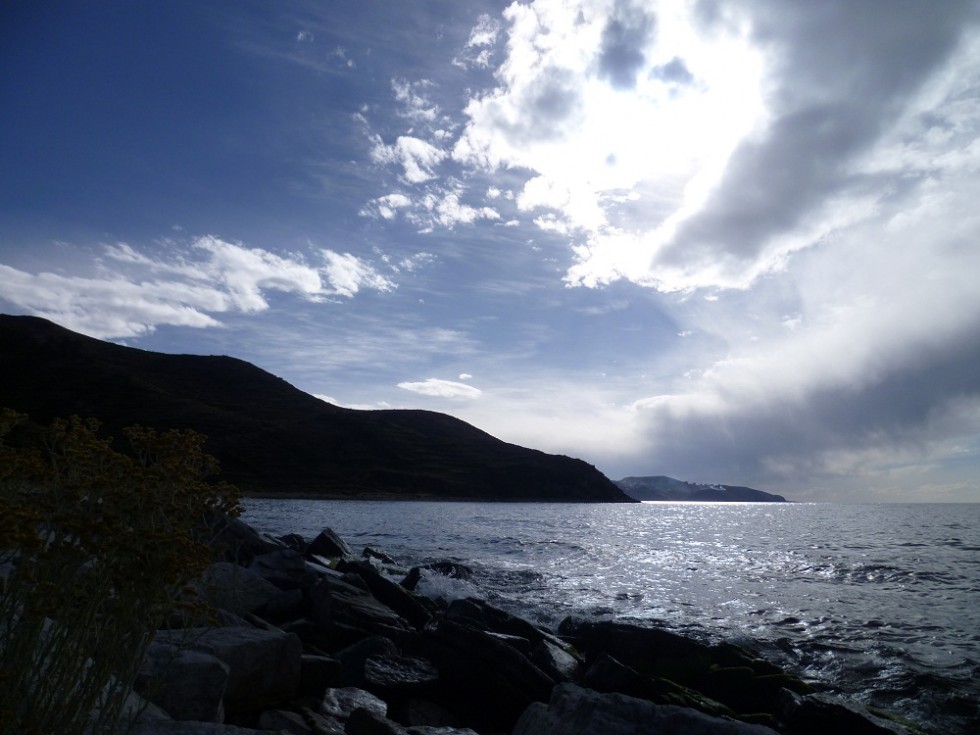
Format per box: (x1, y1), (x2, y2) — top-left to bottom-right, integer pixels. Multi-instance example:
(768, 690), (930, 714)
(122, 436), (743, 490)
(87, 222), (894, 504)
(321, 251), (395, 297)
(370, 135), (447, 183)
(0, 236), (397, 339)
(453, 14), (501, 69)
(597, 0), (657, 89)
(397, 378), (483, 399)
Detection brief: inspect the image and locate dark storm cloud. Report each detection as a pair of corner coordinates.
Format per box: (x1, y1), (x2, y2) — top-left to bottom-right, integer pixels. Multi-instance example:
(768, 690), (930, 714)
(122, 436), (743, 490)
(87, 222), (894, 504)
(597, 0), (657, 90)
(658, 0), (978, 269)
(638, 324), (980, 488)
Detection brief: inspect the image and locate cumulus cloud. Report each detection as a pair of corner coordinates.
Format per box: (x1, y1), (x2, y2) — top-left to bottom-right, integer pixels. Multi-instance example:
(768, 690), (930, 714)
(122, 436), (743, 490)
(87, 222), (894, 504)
(397, 378), (483, 399)
(0, 236), (398, 339)
(370, 135), (447, 183)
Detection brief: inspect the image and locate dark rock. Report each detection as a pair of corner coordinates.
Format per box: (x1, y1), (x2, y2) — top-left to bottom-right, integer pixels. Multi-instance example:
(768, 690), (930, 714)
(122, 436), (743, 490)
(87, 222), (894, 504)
(336, 636), (401, 686)
(299, 654), (344, 697)
(206, 513), (283, 565)
(422, 618), (555, 732)
(779, 691), (919, 735)
(336, 560), (433, 630)
(364, 546), (398, 565)
(346, 707), (408, 735)
(278, 533), (309, 553)
(311, 571), (412, 646)
(583, 652), (734, 719)
(319, 687), (388, 721)
(194, 562), (282, 618)
(136, 642), (230, 722)
(386, 698), (461, 730)
(530, 638), (583, 682)
(256, 709), (316, 735)
(131, 723), (281, 735)
(445, 598), (547, 646)
(512, 682), (781, 735)
(362, 654), (440, 693)
(156, 626), (302, 718)
(309, 528), (356, 560)
(262, 587), (306, 624)
(404, 728), (481, 735)
(249, 548), (317, 591)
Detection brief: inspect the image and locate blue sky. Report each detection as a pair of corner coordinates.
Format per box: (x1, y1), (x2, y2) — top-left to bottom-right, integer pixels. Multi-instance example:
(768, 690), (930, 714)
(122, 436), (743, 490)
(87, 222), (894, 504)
(2, 1), (980, 502)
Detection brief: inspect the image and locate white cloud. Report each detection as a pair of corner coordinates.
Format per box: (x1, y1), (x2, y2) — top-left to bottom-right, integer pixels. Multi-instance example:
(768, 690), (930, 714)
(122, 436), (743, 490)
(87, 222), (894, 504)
(454, 14), (501, 69)
(391, 79), (440, 123)
(397, 378), (483, 399)
(321, 250), (395, 297)
(370, 135), (447, 183)
(0, 236), (397, 339)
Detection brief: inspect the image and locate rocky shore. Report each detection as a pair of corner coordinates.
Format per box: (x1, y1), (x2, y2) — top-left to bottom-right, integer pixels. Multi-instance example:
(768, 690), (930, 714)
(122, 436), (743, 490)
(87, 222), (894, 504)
(126, 515), (923, 735)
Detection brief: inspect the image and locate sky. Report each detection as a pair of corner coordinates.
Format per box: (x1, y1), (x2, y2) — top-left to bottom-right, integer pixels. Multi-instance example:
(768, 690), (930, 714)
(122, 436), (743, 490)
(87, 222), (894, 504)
(2, 1), (980, 502)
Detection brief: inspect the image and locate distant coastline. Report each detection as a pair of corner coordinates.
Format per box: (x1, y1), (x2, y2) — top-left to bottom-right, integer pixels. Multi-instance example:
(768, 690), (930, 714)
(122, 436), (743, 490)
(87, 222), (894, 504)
(615, 475), (787, 503)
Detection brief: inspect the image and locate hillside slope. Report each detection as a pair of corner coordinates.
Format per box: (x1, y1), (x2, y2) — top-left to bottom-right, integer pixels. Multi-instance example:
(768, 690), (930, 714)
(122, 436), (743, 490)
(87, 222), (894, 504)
(0, 314), (631, 502)
(615, 475), (786, 502)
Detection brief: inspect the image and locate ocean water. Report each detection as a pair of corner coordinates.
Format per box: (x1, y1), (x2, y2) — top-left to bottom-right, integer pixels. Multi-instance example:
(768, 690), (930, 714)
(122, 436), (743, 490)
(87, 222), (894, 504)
(241, 500), (980, 734)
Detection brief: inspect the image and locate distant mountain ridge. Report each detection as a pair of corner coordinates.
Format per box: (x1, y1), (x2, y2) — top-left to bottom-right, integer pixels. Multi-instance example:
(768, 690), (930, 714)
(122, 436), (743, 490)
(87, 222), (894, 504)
(615, 475), (787, 502)
(0, 314), (632, 502)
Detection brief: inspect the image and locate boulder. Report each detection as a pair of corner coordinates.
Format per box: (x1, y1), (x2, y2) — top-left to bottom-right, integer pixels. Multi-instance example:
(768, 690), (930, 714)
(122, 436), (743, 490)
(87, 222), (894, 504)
(131, 723), (280, 735)
(206, 513), (282, 565)
(336, 559), (433, 630)
(363, 546), (398, 565)
(156, 626), (302, 717)
(255, 708), (346, 735)
(248, 548), (317, 591)
(400, 562), (472, 591)
(193, 562), (282, 617)
(308, 528), (355, 560)
(319, 686), (388, 723)
(298, 653), (343, 697)
(310, 571), (412, 647)
(530, 638), (583, 682)
(422, 618), (555, 732)
(513, 682), (781, 735)
(778, 690), (920, 735)
(346, 707), (409, 735)
(136, 641), (230, 721)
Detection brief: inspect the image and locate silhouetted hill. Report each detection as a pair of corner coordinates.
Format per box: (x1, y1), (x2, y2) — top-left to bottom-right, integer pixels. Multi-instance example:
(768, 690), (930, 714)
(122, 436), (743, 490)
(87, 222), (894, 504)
(0, 314), (632, 502)
(615, 475), (787, 502)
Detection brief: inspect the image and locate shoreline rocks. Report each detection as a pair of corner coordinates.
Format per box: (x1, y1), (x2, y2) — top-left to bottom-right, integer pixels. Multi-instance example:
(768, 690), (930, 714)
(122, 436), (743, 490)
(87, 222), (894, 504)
(129, 515), (923, 735)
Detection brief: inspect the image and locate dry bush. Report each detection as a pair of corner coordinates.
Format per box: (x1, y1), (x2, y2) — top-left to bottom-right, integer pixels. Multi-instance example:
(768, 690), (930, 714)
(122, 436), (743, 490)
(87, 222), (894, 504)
(0, 408), (240, 734)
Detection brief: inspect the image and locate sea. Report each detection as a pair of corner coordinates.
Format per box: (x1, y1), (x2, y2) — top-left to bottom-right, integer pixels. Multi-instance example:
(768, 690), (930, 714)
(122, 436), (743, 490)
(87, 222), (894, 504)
(241, 499), (980, 735)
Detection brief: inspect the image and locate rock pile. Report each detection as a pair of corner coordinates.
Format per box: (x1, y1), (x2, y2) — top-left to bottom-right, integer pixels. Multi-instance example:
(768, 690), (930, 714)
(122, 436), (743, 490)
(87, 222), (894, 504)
(128, 515), (920, 735)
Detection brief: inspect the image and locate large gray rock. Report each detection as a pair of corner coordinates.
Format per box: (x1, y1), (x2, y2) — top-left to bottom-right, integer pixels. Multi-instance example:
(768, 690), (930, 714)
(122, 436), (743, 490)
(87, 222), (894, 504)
(513, 683), (780, 735)
(156, 626), (301, 717)
(130, 723), (279, 735)
(778, 690), (919, 735)
(308, 528), (355, 560)
(136, 641), (230, 721)
(319, 686), (388, 721)
(194, 562), (282, 617)
(311, 571), (412, 643)
(249, 548), (317, 591)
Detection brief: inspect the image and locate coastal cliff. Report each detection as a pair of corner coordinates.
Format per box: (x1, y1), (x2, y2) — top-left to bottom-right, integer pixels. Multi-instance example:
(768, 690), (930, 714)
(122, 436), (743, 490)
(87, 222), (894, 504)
(0, 314), (630, 502)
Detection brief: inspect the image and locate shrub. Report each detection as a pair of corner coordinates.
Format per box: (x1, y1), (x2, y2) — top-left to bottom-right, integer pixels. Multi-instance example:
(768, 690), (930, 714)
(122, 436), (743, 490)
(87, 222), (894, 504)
(0, 408), (240, 735)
